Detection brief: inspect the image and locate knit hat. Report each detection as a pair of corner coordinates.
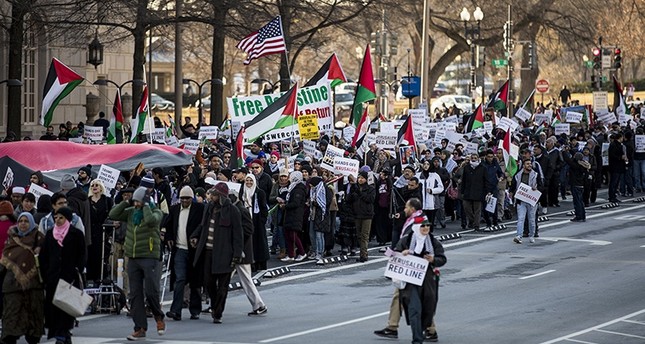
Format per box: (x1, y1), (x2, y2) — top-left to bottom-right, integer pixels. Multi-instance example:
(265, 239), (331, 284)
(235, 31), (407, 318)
(59, 174), (76, 191)
(11, 186), (25, 195)
(78, 164), (92, 176)
(0, 200), (14, 217)
(204, 177), (217, 186)
(219, 169), (233, 181)
(360, 165), (372, 173)
(251, 159), (263, 166)
(54, 206), (74, 222)
(194, 187), (206, 199)
(403, 165), (416, 173)
(213, 182), (229, 196)
(257, 151), (266, 159)
(270, 151), (280, 159)
(179, 186), (194, 199)
(132, 187), (147, 203)
(358, 171), (369, 180)
(140, 173), (155, 188)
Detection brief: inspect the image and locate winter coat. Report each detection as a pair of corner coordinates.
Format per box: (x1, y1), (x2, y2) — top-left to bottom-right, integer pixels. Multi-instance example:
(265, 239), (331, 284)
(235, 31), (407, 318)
(608, 141), (626, 173)
(66, 187), (92, 246)
(163, 202), (204, 289)
(418, 172), (444, 210)
(459, 163), (488, 201)
(230, 196), (255, 265)
(310, 185), (333, 233)
(282, 183), (307, 232)
(481, 159), (504, 194)
(109, 201), (163, 259)
(562, 151), (588, 187)
(347, 183), (375, 220)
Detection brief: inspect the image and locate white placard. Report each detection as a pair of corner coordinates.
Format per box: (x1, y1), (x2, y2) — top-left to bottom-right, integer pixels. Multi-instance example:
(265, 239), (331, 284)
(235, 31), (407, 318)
(566, 111), (583, 123)
(321, 145), (345, 171)
(592, 91), (608, 112)
(211, 181), (241, 195)
(375, 132), (398, 149)
(84, 125), (103, 141)
(414, 125), (429, 142)
(483, 121), (494, 133)
(302, 140), (317, 156)
(28, 183), (53, 206)
(474, 128), (486, 138)
(380, 121), (396, 133)
(198, 126), (219, 140)
(383, 252), (429, 287)
(409, 109), (428, 125)
(554, 123), (571, 136)
(2, 167), (14, 191)
(618, 114), (629, 126)
(601, 143), (609, 166)
(342, 126), (356, 142)
(183, 139), (200, 155)
(534, 113), (550, 126)
(485, 195), (497, 213)
(277, 154), (298, 171)
(635, 135), (645, 153)
(515, 108), (532, 122)
(514, 182), (541, 207)
(333, 156), (359, 178)
(69, 137), (85, 144)
(97, 164), (121, 189)
(465, 142), (479, 155)
(166, 136), (179, 147)
(597, 111), (617, 125)
(152, 128), (166, 143)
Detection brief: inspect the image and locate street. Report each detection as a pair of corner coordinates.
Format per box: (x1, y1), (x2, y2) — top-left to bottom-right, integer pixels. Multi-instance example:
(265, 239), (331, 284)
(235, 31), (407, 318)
(40, 194), (645, 343)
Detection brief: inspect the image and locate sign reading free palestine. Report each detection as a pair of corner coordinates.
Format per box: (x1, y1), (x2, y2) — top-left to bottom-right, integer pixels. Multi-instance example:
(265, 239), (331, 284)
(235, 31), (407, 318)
(227, 84), (333, 143)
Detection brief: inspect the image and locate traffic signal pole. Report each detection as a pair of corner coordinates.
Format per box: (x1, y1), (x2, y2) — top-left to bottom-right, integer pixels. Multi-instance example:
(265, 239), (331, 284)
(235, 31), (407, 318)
(506, 4), (513, 118)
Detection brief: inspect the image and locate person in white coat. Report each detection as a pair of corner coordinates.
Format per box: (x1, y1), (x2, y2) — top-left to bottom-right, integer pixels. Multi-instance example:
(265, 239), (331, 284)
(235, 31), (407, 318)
(418, 160), (445, 231)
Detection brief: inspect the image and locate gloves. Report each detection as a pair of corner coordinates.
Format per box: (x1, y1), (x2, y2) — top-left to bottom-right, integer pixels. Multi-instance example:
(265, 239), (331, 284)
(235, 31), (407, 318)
(230, 257), (242, 268)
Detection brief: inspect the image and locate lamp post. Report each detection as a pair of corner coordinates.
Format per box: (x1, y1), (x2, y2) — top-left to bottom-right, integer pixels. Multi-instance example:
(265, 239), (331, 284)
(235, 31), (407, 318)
(0, 79), (22, 87)
(182, 78), (223, 127)
(460, 6), (484, 112)
(251, 78), (281, 94)
(87, 30), (104, 69)
(93, 79), (145, 141)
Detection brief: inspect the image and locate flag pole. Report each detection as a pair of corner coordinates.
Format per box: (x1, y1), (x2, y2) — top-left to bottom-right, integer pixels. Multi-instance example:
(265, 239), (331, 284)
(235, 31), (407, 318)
(277, 15), (292, 87)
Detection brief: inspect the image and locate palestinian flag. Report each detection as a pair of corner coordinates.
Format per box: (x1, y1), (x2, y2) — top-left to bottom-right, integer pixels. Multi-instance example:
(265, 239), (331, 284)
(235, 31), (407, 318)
(107, 89), (123, 144)
(396, 115), (416, 148)
(613, 76), (627, 117)
(487, 80), (509, 111)
(551, 110), (562, 127)
(304, 53), (347, 88)
(232, 127), (246, 168)
(130, 86), (149, 143)
(40, 58), (84, 127)
(465, 104), (484, 132)
(502, 129), (518, 178)
(351, 108), (370, 148)
(166, 115), (177, 138)
(244, 83), (299, 142)
(349, 44), (376, 127)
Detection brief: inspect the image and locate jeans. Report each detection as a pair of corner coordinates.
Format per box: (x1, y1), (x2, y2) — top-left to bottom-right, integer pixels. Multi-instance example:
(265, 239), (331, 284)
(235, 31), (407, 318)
(433, 195), (446, 226)
(620, 165), (634, 195)
(559, 165), (569, 197)
(633, 159), (645, 191)
(271, 226), (286, 251)
(608, 172), (623, 201)
(128, 258), (164, 331)
(515, 201), (536, 238)
(169, 248), (202, 317)
(571, 186), (585, 220)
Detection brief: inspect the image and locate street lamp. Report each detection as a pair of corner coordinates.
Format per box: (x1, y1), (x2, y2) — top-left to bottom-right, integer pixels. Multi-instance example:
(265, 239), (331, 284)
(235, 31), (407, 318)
(251, 78), (280, 94)
(460, 6), (484, 112)
(93, 78), (146, 92)
(182, 78), (223, 126)
(87, 30), (104, 69)
(0, 79), (22, 87)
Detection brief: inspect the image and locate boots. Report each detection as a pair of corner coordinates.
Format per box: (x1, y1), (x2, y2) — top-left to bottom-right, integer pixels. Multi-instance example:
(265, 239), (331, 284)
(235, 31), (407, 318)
(276, 249), (287, 260)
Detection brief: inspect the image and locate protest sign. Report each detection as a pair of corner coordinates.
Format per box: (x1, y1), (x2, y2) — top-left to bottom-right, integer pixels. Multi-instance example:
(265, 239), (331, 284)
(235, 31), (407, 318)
(483, 121), (494, 133)
(380, 122), (396, 133)
(566, 111), (583, 123)
(498, 117), (519, 132)
(28, 183), (53, 206)
(166, 136), (179, 147)
(198, 126), (219, 140)
(515, 108), (532, 122)
(514, 182), (541, 207)
(228, 84), (332, 142)
(333, 156), (359, 178)
(342, 126), (356, 142)
(409, 109), (427, 125)
(276, 155), (298, 171)
(597, 111), (617, 125)
(84, 125), (103, 141)
(183, 139), (200, 155)
(383, 252), (429, 286)
(69, 137), (85, 144)
(152, 128), (166, 143)
(635, 135), (645, 153)
(375, 132), (397, 149)
(321, 145), (345, 171)
(554, 123), (571, 136)
(485, 196), (497, 213)
(2, 167), (14, 191)
(602, 143), (609, 166)
(302, 140), (317, 156)
(534, 113), (550, 126)
(618, 113), (629, 126)
(97, 164), (121, 189)
(298, 114), (320, 140)
(465, 142), (479, 155)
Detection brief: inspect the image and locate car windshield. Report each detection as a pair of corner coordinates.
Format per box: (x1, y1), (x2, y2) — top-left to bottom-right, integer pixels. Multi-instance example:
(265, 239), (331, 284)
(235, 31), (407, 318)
(151, 94), (165, 102)
(335, 93), (354, 102)
(454, 97), (471, 104)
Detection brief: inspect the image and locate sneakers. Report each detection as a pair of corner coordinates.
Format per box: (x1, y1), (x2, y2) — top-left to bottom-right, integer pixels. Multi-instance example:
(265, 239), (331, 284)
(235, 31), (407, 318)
(374, 327), (398, 339)
(127, 328), (146, 341)
(529, 237), (535, 243)
(213, 317), (222, 324)
(513, 236), (522, 244)
(155, 315), (165, 335)
(294, 254), (307, 262)
(316, 259), (325, 265)
(248, 306), (268, 316)
(425, 330), (439, 342)
(280, 256), (294, 262)
(378, 247), (387, 253)
(165, 311), (181, 321)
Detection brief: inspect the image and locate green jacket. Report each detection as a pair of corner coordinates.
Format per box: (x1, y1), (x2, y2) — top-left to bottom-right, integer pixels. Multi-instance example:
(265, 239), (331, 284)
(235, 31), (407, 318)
(109, 201), (162, 259)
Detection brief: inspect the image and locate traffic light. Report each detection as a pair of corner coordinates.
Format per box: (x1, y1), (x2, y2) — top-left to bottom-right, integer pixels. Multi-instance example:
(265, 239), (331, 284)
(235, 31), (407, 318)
(389, 32), (398, 56)
(592, 46), (601, 70)
(527, 42), (534, 70)
(370, 31), (381, 56)
(503, 22), (509, 51)
(591, 75), (598, 89)
(614, 47), (622, 69)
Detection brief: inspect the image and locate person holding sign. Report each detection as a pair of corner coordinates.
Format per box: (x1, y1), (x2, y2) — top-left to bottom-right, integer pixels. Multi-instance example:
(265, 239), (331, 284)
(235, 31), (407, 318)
(395, 220), (446, 344)
(561, 148), (588, 222)
(510, 159), (543, 244)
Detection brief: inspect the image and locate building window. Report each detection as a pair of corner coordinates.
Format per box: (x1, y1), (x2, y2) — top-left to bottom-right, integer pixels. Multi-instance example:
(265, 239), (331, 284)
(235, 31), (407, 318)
(23, 28), (37, 124)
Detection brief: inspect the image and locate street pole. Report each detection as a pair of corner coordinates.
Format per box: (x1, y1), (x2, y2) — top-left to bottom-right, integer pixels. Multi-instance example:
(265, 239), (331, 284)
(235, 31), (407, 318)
(407, 48), (412, 111)
(470, 43), (476, 111)
(506, 4), (514, 118)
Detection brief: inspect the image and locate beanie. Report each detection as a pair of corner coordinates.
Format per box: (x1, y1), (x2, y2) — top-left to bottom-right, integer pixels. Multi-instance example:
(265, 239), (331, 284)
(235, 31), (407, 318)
(54, 206), (74, 222)
(179, 186), (194, 198)
(132, 187), (147, 203)
(140, 173), (155, 188)
(59, 174), (76, 191)
(78, 164), (92, 176)
(194, 187), (206, 199)
(358, 171), (369, 180)
(270, 151), (280, 159)
(213, 182), (229, 196)
(219, 169), (233, 181)
(0, 200), (14, 217)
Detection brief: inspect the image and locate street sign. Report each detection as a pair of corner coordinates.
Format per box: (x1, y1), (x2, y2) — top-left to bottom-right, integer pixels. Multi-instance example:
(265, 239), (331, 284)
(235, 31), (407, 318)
(536, 79), (550, 93)
(492, 59), (508, 68)
(401, 76), (420, 98)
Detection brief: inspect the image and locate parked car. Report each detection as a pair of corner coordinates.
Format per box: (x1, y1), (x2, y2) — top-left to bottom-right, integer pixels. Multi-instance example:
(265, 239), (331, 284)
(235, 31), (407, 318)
(150, 93), (175, 111)
(194, 95), (211, 110)
(432, 82), (449, 97)
(430, 94), (473, 114)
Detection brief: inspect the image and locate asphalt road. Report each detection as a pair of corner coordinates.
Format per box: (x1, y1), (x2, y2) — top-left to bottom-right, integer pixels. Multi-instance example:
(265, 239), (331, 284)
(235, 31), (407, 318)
(21, 191), (645, 344)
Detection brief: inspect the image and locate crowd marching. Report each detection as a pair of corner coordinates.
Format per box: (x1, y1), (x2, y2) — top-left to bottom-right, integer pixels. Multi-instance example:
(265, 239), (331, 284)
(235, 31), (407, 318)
(0, 81), (643, 344)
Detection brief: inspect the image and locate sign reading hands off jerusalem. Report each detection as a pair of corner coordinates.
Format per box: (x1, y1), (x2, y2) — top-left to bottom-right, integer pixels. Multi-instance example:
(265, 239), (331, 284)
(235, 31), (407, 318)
(227, 84), (333, 143)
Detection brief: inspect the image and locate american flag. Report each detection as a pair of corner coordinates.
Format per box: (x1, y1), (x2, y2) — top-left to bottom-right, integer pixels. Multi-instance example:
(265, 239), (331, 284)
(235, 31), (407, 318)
(237, 16), (287, 65)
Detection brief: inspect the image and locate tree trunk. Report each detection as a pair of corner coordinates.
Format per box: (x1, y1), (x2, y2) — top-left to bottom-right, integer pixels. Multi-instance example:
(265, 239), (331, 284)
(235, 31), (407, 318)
(210, 4), (227, 126)
(131, 0), (148, 119)
(7, 1), (28, 138)
(427, 44), (467, 100)
(279, 0), (293, 92)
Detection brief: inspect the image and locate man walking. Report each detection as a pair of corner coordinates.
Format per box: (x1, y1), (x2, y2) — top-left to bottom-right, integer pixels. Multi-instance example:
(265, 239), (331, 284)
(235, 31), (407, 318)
(511, 159), (542, 244)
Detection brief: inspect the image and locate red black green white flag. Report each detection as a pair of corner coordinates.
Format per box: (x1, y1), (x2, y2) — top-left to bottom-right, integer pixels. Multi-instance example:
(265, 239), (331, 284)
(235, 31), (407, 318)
(465, 103), (485, 132)
(486, 79), (509, 111)
(613, 76), (627, 117)
(107, 89), (123, 144)
(233, 126), (247, 167)
(349, 45), (376, 127)
(130, 86), (149, 143)
(40, 58), (84, 127)
(304, 53), (347, 88)
(396, 115), (416, 149)
(243, 83), (299, 142)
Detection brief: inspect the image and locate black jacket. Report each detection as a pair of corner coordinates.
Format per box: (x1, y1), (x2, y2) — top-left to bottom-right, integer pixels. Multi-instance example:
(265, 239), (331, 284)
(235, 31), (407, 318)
(283, 183), (307, 232)
(562, 151), (587, 187)
(608, 140), (626, 173)
(459, 163), (488, 201)
(347, 183), (376, 220)
(66, 187), (92, 246)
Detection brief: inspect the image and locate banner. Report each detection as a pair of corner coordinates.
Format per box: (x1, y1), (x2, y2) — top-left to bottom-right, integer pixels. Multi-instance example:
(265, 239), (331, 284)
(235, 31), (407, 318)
(333, 156), (359, 178)
(383, 252), (429, 287)
(298, 114), (320, 140)
(566, 111), (583, 123)
(227, 84), (332, 142)
(198, 126), (219, 140)
(28, 183), (53, 207)
(514, 182), (541, 206)
(97, 164), (121, 189)
(375, 132), (397, 149)
(554, 123), (570, 136)
(321, 145), (345, 171)
(409, 109), (427, 125)
(635, 135), (645, 153)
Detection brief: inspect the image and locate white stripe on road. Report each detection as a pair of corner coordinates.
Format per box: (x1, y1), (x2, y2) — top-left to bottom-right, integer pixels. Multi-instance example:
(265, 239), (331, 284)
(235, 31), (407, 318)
(622, 319), (645, 325)
(258, 311), (389, 343)
(595, 328), (645, 339)
(539, 308), (645, 344)
(563, 339), (598, 343)
(519, 269), (556, 280)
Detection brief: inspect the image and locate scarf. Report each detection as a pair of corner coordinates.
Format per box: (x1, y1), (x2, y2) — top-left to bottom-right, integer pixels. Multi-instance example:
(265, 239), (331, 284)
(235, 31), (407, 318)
(53, 219), (70, 247)
(0, 228), (43, 289)
(243, 174), (257, 212)
(287, 171), (303, 200)
(401, 210), (424, 238)
(16, 212), (37, 237)
(309, 177), (327, 216)
(409, 226), (434, 256)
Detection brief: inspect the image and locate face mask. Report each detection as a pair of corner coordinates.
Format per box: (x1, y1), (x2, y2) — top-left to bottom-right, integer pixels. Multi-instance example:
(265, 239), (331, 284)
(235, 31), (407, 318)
(470, 161), (480, 168)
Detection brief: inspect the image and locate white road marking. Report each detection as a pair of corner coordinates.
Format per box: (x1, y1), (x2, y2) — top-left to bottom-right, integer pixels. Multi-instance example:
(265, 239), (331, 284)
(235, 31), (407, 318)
(595, 328), (645, 339)
(563, 339), (598, 344)
(538, 237), (612, 246)
(622, 319), (645, 325)
(258, 311), (389, 343)
(539, 308), (645, 344)
(519, 269), (556, 280)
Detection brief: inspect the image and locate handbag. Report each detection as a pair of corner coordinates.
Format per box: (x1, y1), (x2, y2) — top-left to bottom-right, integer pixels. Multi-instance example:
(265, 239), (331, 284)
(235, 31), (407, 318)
(52, 269), (93, 318)
(446, 181), (459, 200)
